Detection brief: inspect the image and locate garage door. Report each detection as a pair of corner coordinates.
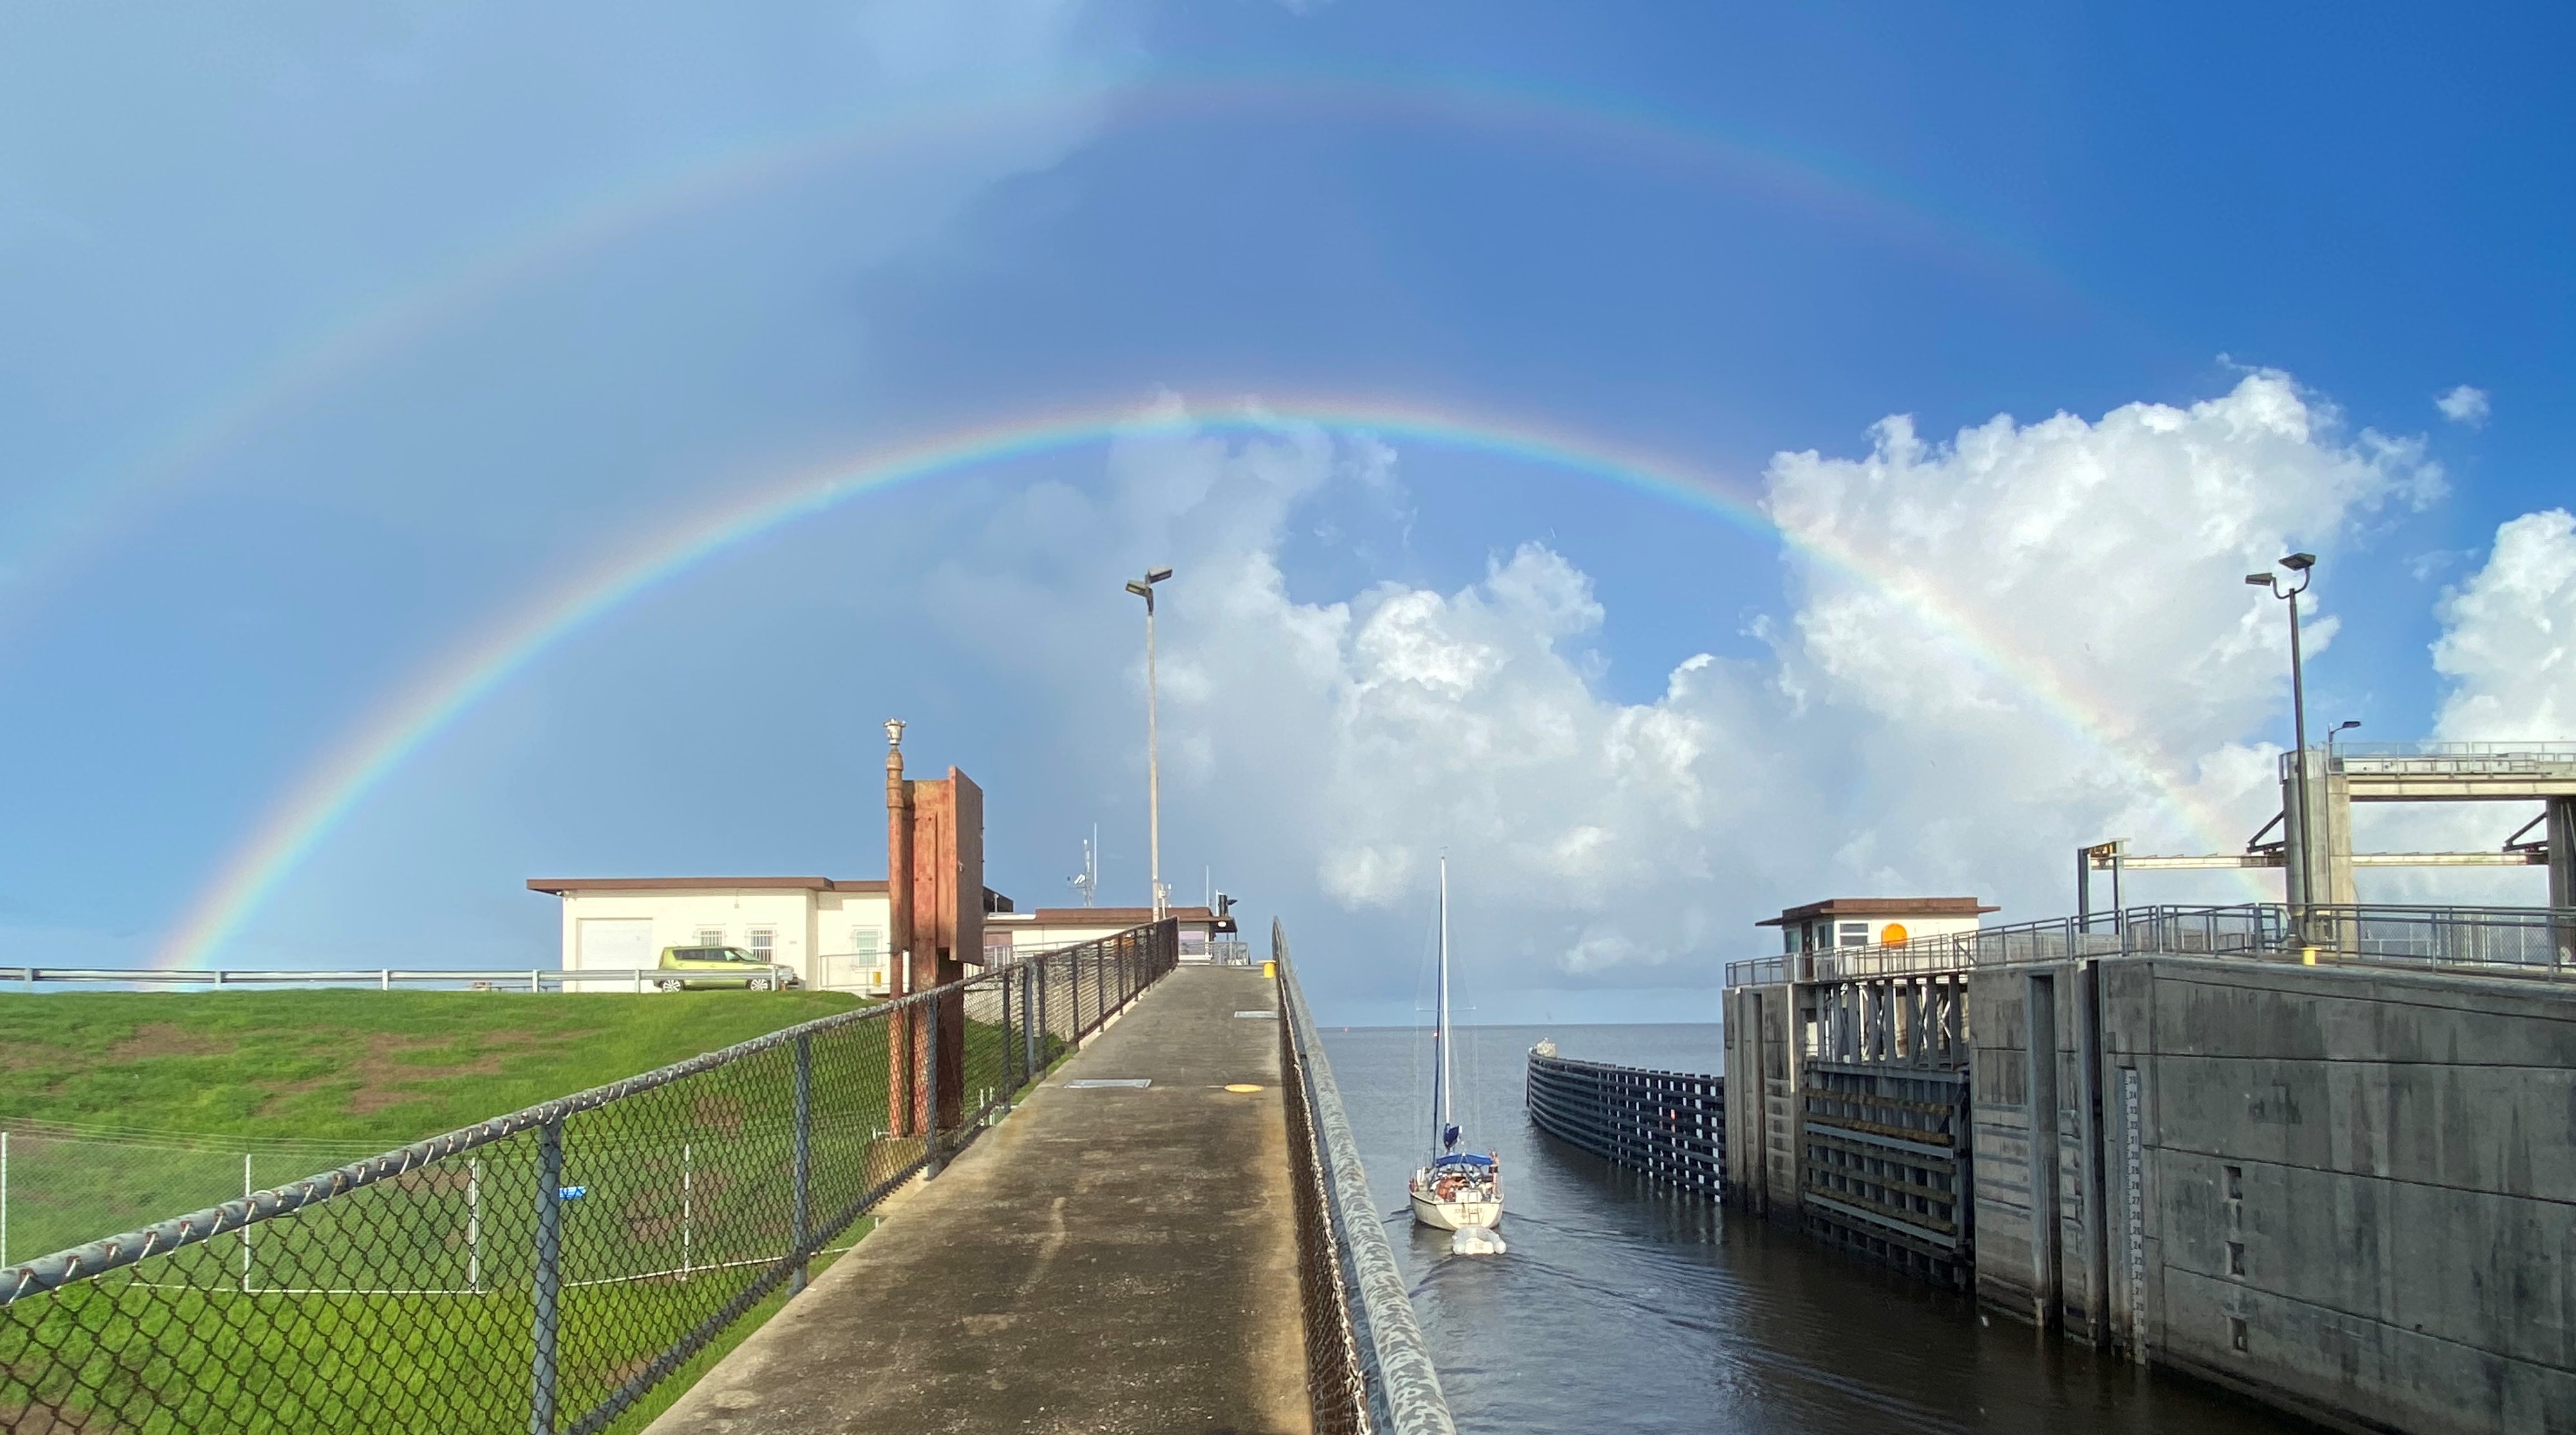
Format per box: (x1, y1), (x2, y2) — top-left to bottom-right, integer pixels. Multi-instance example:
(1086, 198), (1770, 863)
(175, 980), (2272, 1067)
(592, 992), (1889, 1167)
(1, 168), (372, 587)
(578, 918), (655, 971)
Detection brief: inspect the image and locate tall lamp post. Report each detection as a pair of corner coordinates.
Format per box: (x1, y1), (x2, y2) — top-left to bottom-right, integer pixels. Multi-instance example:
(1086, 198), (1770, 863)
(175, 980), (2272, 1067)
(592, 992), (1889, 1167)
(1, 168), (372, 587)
(1125, 566), (1174, 917)
(2248, 552), (2318, 937)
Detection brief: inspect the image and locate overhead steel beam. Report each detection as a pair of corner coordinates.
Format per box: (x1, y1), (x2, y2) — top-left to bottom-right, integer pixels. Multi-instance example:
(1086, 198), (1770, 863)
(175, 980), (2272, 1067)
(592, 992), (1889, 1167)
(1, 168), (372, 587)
(2090, 849), (2546, 870)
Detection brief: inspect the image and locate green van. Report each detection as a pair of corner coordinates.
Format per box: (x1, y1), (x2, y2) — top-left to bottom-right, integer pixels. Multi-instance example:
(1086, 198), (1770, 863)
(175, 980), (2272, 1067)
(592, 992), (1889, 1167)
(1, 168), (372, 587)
(654, 946), (800, 992)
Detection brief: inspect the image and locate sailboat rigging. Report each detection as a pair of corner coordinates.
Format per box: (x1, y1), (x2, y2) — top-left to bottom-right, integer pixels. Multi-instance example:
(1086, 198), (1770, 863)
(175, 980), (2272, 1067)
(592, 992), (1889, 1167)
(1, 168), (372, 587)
(1409, 856), (1503, 1241)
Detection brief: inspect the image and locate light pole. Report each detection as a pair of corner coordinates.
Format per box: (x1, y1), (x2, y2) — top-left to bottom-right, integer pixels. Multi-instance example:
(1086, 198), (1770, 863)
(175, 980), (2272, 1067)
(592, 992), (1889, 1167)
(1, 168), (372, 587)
(1125, 567), (1174, 917)
(2248, 552), (2318, 935)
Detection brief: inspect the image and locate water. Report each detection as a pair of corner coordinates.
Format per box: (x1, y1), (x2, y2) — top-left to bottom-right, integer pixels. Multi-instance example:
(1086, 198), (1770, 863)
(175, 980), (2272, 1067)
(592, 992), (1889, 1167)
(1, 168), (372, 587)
(1322, 1023), (2309, 1434)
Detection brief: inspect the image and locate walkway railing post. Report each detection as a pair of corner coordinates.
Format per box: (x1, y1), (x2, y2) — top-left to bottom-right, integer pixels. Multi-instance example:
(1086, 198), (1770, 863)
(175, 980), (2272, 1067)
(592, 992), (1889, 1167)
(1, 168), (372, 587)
(791, 1032), (813, 1295)
(530, 1116), (564, 1435)
(1021, 962), (1038, 1078)
(997, 966), (1017, 1093)
(1071, 953), (1084, 1040)
(923, 995), (946, 1179)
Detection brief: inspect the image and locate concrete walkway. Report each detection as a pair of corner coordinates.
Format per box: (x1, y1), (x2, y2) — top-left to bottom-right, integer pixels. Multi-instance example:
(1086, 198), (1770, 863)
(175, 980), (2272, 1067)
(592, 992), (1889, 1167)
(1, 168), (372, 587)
(645, 966), (1313, 1435)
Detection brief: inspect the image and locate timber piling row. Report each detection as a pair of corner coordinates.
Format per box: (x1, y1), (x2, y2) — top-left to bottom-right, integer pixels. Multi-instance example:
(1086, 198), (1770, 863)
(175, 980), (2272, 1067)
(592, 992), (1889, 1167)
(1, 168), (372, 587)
(1524, 1053), (1722, 1198)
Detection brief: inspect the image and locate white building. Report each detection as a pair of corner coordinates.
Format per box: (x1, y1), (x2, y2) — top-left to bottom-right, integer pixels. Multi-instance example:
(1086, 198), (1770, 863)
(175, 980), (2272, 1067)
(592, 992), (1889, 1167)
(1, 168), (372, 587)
(529, 877), (1239, 992)
(527, 877), (905, 991)
(988, 906), (1241, 964)
(1756, 896), (1997, 955)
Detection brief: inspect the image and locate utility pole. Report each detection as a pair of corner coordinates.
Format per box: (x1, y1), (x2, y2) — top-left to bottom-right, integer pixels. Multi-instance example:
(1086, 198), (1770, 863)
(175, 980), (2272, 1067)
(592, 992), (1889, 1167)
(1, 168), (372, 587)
(1124, 567), (1173, 918)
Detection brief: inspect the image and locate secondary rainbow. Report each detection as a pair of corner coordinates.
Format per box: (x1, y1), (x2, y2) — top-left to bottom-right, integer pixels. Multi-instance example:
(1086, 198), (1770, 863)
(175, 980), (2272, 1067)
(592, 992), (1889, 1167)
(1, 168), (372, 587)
(156, 399), (2244, 968)
(1, 66), (2074, 652)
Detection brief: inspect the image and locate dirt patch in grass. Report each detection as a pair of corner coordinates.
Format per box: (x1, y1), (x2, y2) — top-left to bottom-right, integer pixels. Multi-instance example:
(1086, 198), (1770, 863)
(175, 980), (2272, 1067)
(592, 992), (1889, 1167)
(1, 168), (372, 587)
(0, 1402), (107, 1434)
(108, 1022), (238, 1062)
(252, 1029), (552, 1120)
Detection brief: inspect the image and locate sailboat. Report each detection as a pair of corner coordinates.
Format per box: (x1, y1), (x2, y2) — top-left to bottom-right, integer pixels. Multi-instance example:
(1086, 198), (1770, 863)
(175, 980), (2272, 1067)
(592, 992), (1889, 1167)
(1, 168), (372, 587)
(1409, 856), (1503, 1235)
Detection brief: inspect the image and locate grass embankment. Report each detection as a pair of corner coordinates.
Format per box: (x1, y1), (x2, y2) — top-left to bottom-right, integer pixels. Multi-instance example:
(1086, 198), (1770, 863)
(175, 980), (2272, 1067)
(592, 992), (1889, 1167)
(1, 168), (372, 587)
(0, 988), (868, 1144)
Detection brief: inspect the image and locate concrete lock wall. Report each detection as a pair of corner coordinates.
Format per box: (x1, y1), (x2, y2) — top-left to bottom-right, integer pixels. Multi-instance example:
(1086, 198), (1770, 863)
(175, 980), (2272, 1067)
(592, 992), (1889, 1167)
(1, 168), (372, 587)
(1969, 955), (2576, 1435)
(1723, 983), (1803, 1221)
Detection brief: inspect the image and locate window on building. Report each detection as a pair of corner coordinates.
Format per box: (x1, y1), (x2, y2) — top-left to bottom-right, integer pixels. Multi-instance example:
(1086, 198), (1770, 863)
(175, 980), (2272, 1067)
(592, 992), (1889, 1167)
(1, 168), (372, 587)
(851, 927), (882, 989)
(1837, 921), (1870, 947)
(747, 928), (775, 964)
(695, 927), (724, 948)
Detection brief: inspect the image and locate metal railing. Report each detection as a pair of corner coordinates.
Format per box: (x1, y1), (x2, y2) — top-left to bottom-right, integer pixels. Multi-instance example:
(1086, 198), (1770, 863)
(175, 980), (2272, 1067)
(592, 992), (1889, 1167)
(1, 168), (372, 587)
(2288, 739), (2576, 781)
(1525, 1053), (1722, 1198)
(0, 922), (1178, 1435)
(1272, 922), (1454, 1435)
(1727, 902), (2576, 988)
(0, 966), (796, 993)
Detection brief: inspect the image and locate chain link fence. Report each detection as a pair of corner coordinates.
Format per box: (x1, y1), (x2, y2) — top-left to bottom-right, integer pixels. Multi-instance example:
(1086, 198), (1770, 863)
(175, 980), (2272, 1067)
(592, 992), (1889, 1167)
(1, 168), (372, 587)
(1272, 920), (1454, 1435)
(1, 921), (1176, 1435)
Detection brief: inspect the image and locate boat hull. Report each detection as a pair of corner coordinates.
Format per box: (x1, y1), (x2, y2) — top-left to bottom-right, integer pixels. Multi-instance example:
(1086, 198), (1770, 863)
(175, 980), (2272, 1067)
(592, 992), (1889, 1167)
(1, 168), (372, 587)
(1409, 1190), (1503, 1232)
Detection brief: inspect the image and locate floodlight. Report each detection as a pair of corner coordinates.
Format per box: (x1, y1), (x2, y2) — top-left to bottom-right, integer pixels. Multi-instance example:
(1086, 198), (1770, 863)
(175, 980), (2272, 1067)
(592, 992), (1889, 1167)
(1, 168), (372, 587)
(2280, 552), (2316, 571)
(1145, 566), (1174, 583)
(2245, 573), (2274, 586)
(1125, 581), (1152, 597)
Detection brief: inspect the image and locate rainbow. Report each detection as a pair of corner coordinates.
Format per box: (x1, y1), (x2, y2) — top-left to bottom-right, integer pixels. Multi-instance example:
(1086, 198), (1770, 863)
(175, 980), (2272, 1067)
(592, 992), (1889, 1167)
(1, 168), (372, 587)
(155, 398), (2250, 968)
(0, 66), (2076, 652)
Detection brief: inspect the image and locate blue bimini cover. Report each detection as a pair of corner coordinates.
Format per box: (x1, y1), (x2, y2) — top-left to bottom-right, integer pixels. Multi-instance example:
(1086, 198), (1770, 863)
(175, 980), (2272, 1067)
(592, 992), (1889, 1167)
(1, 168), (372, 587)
(1432, 1153), (1494, 1168)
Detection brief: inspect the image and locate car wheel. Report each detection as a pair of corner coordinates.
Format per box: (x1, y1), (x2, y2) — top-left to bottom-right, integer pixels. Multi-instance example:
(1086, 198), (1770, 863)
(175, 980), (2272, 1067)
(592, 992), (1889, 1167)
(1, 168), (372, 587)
(656, 979), (685, 993)
(750, 976), (774, 991)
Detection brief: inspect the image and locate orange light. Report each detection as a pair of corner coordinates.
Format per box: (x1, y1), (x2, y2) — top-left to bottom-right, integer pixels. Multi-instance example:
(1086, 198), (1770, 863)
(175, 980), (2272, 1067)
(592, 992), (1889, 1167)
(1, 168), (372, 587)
(1881, 922), (1910, 945)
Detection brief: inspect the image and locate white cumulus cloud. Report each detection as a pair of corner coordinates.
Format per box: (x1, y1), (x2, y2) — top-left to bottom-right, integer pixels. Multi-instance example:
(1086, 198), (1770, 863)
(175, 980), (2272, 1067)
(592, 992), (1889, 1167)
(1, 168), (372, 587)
(2434, 509), (2576, 742)
(2435, 384), (2492, 426)
(935, 375), (2467, 1006)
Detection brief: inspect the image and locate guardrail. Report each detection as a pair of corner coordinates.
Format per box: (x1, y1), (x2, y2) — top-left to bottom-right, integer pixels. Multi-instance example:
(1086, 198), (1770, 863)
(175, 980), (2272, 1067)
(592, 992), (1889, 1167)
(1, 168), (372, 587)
(0, 966), (798, 993)
(1273, 921), (1455, 1435)
(1727, 901), (2575, 988)
(0, 922), (1178, 1435)
(2288, 739), (2576, 781)
(1525, 1052), (1722, 1198)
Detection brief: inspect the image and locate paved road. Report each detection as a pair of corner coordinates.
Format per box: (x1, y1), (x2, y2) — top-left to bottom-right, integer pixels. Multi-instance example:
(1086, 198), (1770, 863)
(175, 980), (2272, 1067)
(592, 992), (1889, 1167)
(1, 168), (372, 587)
(646, 965), (1312, 1435)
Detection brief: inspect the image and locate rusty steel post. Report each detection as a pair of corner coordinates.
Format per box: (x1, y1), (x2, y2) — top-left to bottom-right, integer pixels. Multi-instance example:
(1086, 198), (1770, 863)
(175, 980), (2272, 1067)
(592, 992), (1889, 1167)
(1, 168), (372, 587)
(885, 720), (915, 1138)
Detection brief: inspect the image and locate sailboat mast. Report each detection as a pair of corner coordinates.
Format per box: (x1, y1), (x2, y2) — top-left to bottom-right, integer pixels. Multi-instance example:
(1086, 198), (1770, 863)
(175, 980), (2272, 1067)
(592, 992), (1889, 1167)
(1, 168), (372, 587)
(1438, 856), (1453, 1141)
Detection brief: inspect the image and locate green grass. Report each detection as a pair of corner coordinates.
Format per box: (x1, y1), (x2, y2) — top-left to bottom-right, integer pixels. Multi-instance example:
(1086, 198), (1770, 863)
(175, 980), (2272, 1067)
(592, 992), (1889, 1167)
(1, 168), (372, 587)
(0, 989), (870, 1145)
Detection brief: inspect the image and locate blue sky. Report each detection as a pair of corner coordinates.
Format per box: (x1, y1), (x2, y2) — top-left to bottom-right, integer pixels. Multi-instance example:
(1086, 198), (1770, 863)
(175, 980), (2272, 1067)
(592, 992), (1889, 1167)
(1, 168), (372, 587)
(2, 2), (2570, 1022)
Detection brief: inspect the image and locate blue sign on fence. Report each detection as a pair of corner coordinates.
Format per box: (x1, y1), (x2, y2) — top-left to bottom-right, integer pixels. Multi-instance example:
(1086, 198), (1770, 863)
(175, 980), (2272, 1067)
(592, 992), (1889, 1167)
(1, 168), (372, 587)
(558, 1185), (588, 1199)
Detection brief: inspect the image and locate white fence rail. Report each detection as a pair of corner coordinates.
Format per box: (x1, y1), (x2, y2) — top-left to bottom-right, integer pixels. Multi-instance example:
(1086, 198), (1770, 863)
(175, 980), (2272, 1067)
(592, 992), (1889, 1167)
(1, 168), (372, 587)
(0, 966), (794, 993)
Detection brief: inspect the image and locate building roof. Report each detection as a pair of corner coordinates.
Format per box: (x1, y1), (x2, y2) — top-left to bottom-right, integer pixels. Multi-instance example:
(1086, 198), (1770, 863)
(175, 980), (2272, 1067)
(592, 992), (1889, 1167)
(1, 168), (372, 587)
(1754, 897), (1997, 928)
(527, 877), (889, 895)
(990, 906), (1237, 932)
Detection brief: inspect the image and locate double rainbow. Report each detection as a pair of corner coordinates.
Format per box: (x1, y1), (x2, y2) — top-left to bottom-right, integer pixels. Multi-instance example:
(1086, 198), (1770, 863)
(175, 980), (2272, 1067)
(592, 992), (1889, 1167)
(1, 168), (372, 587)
(155, 399), (2241, 968)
